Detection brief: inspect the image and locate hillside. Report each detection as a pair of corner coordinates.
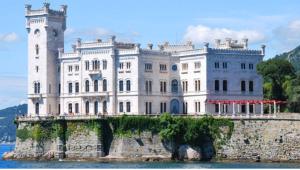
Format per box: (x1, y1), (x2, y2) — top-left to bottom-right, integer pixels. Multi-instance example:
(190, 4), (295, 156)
(275, 45), (300, 73)
(0, 104), (27, 143)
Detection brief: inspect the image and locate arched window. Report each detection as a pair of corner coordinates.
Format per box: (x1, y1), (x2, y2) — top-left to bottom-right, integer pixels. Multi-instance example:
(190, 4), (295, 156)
(35, 44), (39, 55)
(85, 101), (89, 114)
(103, 79), (107, 92)
(85, 80), (89, 92)
(75, 82), (79, 93)
(37, 82), (40, 93)
(94, 101), (98, 114)
(103, 101), (107, 114)
(94, 80), (98, 92)
(34, 29), (40, 35)
(35, 103), (39, 115)
(241, 80), (246, 92)
(34, 82), (37, 94)
(119, 80), (123, 92)
(68, 103), (72, 113)
(171, 79), (178, 93)
(126, 80), (131, 91)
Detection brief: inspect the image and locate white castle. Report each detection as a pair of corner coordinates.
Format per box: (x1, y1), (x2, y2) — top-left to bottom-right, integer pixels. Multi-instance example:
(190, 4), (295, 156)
(26, 3), (264, 117)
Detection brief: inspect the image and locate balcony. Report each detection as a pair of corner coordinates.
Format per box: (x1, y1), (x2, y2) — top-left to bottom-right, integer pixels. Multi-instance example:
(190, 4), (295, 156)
(28, 93), (42, 101)
(88, 69), (102, 79)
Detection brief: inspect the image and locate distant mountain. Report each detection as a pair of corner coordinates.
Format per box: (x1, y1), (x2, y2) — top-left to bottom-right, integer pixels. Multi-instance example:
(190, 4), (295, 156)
(0, 104), (27, 143)
(275, 45), (300, 73)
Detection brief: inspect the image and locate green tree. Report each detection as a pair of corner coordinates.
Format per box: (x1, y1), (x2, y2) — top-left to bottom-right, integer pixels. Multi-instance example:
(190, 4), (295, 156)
(257, 58), (295, 100)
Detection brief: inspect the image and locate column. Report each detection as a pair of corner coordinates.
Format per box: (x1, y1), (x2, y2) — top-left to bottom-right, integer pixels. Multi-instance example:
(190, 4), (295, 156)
(260, 102), (264, 117)
(237, 104), (240, 114)
(273, 101), (277, 117)
(232, 102), (236, 117)
(269, 104), (271, 114)
(253, 103), (256, 117)
(218, 102), (221, 116)
(246, 102), (250, 117)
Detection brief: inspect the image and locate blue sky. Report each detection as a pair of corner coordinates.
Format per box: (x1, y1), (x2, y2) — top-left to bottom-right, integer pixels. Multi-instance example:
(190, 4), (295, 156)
(0, 0), (300, 109)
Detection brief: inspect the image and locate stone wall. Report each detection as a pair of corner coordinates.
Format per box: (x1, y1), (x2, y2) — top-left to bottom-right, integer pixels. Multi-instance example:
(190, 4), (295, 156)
(11, 117), (300, 162)
(217, 119), (300, 162)
(108, 131), (173, 159)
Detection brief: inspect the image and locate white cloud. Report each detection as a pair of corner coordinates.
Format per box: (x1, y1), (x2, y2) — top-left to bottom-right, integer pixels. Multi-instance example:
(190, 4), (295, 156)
(273, 20), (300, 51)
(0, 32), (19, 42)
(183, 24), (266, 45)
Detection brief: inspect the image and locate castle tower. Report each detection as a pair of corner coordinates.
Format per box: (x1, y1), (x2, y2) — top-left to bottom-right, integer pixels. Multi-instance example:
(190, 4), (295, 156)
(26, 3), (67, 116)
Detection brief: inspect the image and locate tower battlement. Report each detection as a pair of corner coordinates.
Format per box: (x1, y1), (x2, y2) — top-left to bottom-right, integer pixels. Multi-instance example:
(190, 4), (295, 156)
(25, 3), (67, 31)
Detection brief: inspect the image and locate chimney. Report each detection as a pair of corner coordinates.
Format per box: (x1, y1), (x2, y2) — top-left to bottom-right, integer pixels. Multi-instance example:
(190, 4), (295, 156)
(225, 38), (231, 47)
(147, 43), (153, 50)
(242, 38), (248, 49)
(72, 45), (76, 52)
(43, 2), (50, 13)
(96, 39), (102, 43)
(215, 39), (221, 48)
(60, 5), (67, 14)
(261, 45), (266, 56)
(76, 38), (81, 47)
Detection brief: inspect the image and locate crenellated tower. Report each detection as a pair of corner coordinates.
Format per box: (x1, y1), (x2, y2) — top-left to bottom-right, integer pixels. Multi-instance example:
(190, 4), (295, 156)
(26, 3), (67, 116)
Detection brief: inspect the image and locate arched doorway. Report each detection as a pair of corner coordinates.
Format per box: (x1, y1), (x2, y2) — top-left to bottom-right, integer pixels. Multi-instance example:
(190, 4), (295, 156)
(170, 99), (179, 114)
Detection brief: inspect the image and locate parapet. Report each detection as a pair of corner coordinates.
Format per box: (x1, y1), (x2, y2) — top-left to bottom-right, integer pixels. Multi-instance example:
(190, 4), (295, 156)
(25, 3), (67, 18)
(158, 41), (195, 52)
(215, 38), (248, 49)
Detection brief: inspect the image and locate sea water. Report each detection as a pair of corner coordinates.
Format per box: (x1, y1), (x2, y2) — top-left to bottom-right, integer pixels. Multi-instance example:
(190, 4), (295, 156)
(2, 144), (300, 169)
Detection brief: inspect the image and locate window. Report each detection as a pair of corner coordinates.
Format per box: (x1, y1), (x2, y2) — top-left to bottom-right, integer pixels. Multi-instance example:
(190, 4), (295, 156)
(58, 104), (60, 114)
(103, 60), (107, 70)
(75, 103), (79, 114)
(126, 102), (131, 112)
(68, 103), (72, 113)
(92, 60), (100, 70)
(182, 81), (188, 92)
(195, 80), (200, 92)
(85, 101), (89, 114)
(241, 80), (246, 92)
(145, 63), (152, 72)
(126, 62), (131, 69)
(48, 84), (51, 94)
(223, 80), (227, 91)
(75, 82), (79, 93)
(103, 79), (107, 92)
(35, 66), (39, 73)
(241, 104), (246, 113)
(160, 64), (167, 72)
(249, 81), (254, 92)
(223, 62), (227, 69)
(85, 80), (89, 92)
(194, 62), (201, 70)
(85, 61), (89, 70)
(182, 63), (188, 71)
(68, 82), (72, 93)
(68, 65), (72, 72)
(145, 102), (152, 114)
(75, 65), (79, 71)
(160, 102), (167, 113)
(215, 80), (219, 91)
(35, 103), (39, 115)
(241, 63), (246, 69)
(94, 80), (98, 92)
(103, 101), (107, 113)
(195, 102), (201, 113)
(249, 104), (254, 113)
(145, 80), (152, 94)
(214, 62), (219, 69)
(119, 102), (123, 112)
(249, 63), (254, 70)
(119, 62), (124, 70)
(215, 104), (219, 113)
(160, 81), (167, 93)
(119, 80), (123, 92)
(126, 80), (131, 91)
(34, 29), (40, 35)
(183, 102), (188, 114)
(34, 82), (41, 94)
(59, 84), (61, 94)
(171, 79), (178, 93)
(35, 44), (39, 55)
(94, 101), (98, 114)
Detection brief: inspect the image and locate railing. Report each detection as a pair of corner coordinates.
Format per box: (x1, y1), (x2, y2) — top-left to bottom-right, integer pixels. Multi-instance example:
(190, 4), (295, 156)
(16, 112), (296, 122)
